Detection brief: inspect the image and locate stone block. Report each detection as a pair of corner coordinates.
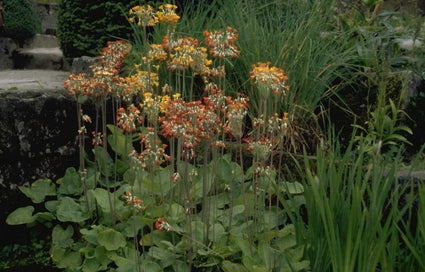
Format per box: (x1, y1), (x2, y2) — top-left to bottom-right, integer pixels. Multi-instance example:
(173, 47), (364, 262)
(0, 37), (17, 70)
(71, 56), (98, 76)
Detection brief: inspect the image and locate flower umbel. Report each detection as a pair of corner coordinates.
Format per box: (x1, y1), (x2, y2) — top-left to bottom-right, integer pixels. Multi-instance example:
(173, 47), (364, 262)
(250, 62), (290, 99)
(204, 27), (240, 59)
(121, 191), (146, 211)
(129, 5), (158, 27)
(157, 4), (180, 24)
(155, 217), (171, 232)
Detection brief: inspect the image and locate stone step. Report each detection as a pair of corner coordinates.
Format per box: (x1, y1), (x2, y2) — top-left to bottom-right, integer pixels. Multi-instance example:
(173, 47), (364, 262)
(23, 34), (60, 49)
(13, 47), (64, 70)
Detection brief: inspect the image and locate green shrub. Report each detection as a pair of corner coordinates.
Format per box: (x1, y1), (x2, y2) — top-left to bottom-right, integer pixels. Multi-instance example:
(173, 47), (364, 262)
(2, 0), (41, 43)
(57, 0), (139, 63)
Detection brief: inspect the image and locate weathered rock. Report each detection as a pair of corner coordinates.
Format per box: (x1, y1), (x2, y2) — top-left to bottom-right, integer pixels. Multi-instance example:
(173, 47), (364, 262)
(0, 87), (79, 245)
(0, 37), (17, 70)
(71, 56), (98, 76)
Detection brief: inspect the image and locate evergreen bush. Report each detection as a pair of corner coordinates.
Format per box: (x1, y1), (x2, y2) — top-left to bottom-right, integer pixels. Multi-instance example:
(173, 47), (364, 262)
(2, 0), (41, 43)
(57, 0), (139, 63)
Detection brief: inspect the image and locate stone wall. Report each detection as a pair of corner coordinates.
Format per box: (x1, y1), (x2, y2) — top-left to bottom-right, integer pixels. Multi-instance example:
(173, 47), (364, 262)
(29, 1), (59, 35)
(0, 88), (78, 245)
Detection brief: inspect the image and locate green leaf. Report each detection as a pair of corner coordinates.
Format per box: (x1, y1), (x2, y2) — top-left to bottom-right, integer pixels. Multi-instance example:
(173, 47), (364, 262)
(45, 200), (58, 213)
(107, 124), (130, 156)
(51, 247), (82, 269)
(82, 246), (111, 272)
(34, 212), (55, 222)
(280, 181), (304, 195)
(57, 196), (90, 222)
(52, 225), (74, 248)
(80, 228), (100, 245)
(19, 179), (56, 203)
(169, 203), (185, 222)
(98, 228), (126, 251)
(215, 157), (232, 182)
(252, 265), (270, 272)
(140, 260), (162, 272)
(92, 188), (113, 213)
(222, 260), (250, 272)
(57, 167), (82, 196)
(6, 206), (35, 225)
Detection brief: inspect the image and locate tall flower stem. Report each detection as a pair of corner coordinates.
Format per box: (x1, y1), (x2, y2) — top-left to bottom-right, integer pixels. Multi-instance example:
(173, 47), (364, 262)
(101, 97), (116, 226)
(77, 103), (89, 213)
(239, 137), (254, 256)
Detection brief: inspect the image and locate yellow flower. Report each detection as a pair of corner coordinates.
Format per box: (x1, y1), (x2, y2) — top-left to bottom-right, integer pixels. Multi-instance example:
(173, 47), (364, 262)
(129, 5), (158, 27)
(157, 4), (180, 24)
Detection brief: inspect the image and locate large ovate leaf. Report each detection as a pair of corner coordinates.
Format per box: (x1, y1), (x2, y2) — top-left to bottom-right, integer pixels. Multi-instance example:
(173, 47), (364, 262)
(57, 167), (82, 196)
(97, 228), (126, 251)
(92, 188), (112, 213)
(140, 261), (162, 272)
(107, 124), (131, 156)
(6, 206), (35, 225)
(52, 224), (74, 248)
(19, 179), (56, 203)
(57, 196), (90, 222)
(215, 157), (232, 182)
(51, 247), (82, 269)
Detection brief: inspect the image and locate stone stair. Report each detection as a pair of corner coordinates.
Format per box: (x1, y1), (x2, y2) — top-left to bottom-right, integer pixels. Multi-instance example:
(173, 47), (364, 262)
(12, 34), (65, 70)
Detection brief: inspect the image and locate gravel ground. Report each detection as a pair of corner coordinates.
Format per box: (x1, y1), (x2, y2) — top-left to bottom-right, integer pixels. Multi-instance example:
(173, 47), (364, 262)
(0, 69), (70, 91)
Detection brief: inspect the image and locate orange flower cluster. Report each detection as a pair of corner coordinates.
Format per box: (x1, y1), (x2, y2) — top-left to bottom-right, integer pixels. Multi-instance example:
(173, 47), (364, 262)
(223, 95), (249, 139)
(138, 127), (171, 169)
(203, 27), (240, 59)
(121, 191), (146, 211)
(155, 217), (170, 232)
(98, 40), (131, 70)
(250, 62), (290, 98)
(64, 41), (132, 100)
(117, 105), (143, 133)
(159, 98), (220, 159)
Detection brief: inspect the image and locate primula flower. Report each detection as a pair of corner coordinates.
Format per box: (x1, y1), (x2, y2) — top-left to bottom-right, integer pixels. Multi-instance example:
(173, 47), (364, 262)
(155, 217), (171, 232)
(224, 95), (249, 139)
(117, 104), (143, 133)
(64, 73), (90, 98)
(91, 131), (103, 146)
(138, 128), (171, 169)
(159, 98), (220, 159)
(203, 27), (240, 59)
(129, 5), (158, 27)
(99, 40), (131, 70)
(245, 136), (273, 161)
(250, 62), (290, 99)
(149, 44), (168, 62)
(157, 4), (180, 24)
(166, 37), (198, 71)
(121, 191), (146, 211)
(190, 46), (212, 76)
